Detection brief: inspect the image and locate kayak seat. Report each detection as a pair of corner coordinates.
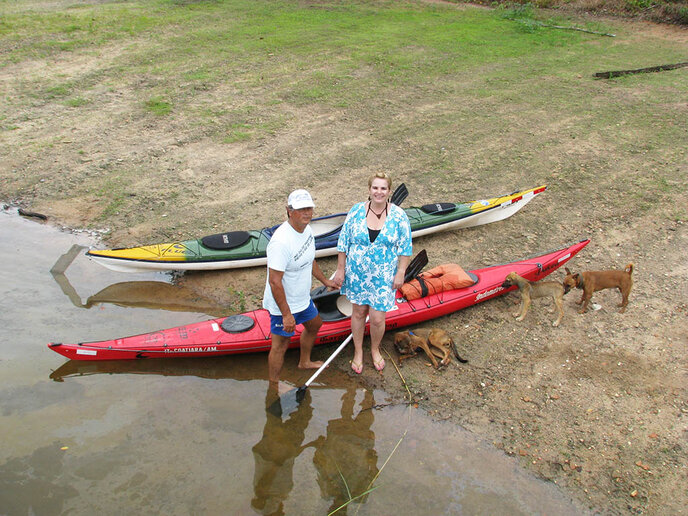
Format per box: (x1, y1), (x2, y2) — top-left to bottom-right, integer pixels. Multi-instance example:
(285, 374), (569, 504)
(201, 231), (251, 250)
(310, 286), (349, 322)
(220, 315), (256, 333)
(420, 202), (456, 215)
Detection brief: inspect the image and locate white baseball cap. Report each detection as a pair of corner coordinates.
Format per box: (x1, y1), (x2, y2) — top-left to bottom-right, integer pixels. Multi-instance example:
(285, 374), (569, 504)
(287, 189), (315, 209)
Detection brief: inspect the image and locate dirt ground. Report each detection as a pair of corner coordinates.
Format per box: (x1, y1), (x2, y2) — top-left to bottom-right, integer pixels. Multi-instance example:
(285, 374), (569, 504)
(2, 4), (687, 515)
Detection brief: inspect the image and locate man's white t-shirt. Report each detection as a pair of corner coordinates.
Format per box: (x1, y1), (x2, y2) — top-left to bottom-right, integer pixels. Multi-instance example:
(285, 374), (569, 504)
(262, 221), (315, 315)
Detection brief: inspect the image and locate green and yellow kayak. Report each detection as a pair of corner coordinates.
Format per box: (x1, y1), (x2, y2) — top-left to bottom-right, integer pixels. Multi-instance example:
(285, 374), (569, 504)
(86, 185), (546, 272)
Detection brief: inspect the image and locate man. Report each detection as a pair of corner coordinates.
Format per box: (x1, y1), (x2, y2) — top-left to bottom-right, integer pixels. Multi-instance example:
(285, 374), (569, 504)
(263, 189), (337, 385)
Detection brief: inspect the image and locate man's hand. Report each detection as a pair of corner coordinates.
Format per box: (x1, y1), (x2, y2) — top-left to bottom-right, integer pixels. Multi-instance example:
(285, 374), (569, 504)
(282, 313), (296, 334)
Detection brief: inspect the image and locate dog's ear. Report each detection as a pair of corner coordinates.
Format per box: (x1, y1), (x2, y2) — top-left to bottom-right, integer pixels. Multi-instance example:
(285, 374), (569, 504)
(564, 267), (571, 275)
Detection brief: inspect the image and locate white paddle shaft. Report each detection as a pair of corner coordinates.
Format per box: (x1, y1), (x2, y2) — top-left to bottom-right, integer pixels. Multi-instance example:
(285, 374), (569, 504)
(303, 315), (368, 389)
(303, 332), (354, 389)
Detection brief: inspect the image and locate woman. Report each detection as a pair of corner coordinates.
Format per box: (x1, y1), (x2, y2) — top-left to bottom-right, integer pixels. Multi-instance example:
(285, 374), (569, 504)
(333, 172), (412, 373)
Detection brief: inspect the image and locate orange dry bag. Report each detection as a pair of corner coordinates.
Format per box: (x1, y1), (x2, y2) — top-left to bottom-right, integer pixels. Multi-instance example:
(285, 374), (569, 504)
(400, 263), (475, 300)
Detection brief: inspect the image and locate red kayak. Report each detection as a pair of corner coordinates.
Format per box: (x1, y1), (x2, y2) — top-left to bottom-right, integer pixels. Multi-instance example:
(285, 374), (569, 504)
(48, 239), (589, 361)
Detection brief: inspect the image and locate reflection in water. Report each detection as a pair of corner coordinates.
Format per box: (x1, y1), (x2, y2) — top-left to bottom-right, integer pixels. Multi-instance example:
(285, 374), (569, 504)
(314, 388), (379, 514)
(252, 385), (317, 516)
(49, 355), (271, 383)
(50, 244), (228, 317)
(252, 386), (379, 515)
(0, 444), (79, 515)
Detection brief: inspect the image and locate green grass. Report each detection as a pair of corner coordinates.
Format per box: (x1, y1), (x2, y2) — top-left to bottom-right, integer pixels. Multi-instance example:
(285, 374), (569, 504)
(144, 96), (172, 115)
(0, 0), (686, 222)
(64, 96), (90, 107)
(96, 178), (130, 220)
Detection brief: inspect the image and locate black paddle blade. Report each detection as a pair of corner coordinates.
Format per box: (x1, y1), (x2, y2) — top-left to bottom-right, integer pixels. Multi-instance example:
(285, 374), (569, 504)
(295, 386), (308, 403)
(267, 386), (309, 418)
(266, 397), (284, 418)
(391, 183), (409, 206)
(404, 249), (429, 282)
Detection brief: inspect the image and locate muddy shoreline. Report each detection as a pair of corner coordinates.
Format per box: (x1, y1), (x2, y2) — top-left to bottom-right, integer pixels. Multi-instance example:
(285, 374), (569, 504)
(2, 1), (686, 512)
(11, 205), (687, 515)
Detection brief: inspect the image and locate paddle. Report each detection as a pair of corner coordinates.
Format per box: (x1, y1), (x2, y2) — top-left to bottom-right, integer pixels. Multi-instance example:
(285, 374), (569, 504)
(294, 328), (359, 402)
(403, 249), (428, 281)
(390, 182), (409, 206)
(269, 249), (429, 416)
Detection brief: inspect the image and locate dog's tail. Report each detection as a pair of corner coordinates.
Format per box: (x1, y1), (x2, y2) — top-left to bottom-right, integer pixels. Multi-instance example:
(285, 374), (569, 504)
(449, 338), (468, 364)
(625, 263), (634, 275)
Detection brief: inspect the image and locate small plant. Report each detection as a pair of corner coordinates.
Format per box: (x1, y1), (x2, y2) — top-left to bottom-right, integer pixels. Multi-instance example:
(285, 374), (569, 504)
(222, 130), (251, 144)
(144, 96), (172, 115)
(65, 97), (90, 107)
(44, 84), (72, 99)
(497, 2), (535, 20)
(227, 286), (247, 312)
(625, 0), (659, 10)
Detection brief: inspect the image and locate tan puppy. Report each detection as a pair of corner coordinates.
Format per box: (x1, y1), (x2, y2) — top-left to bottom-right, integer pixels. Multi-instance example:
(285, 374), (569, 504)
(394, 328), (467, 369)
(501, 272), (566, 327)
(563, 264), (633, 313)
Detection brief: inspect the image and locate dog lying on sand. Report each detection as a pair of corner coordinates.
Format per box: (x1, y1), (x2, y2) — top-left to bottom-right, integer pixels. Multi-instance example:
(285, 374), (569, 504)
(394, 328), (467, 369)
(563, 264), (633, 313)
(501, 272), (566, 327)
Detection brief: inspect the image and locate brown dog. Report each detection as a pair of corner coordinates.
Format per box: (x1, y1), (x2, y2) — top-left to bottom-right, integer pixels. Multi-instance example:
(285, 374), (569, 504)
(394, 328), (468, 369)
(563, 264), (633, 313)
(501, 272), (566, 327)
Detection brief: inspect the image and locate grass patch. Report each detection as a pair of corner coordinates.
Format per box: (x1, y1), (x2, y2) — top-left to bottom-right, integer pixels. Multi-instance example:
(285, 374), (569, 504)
(64, 96), (90, 107)
(222, 127), (251, 144)
(144, 96), (172, 115)
(96, 179), (129, 220)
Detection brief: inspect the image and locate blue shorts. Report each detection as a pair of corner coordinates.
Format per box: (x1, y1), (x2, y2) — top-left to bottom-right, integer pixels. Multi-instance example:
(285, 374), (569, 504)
(269, 300), (319, 337)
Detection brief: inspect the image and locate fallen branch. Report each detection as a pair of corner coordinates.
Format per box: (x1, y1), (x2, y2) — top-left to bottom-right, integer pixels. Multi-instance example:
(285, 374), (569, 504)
(594, 62), (688, 79)
(383, 347), (412, 402)
(537, 22), (615, 37)
(18, 208), (48, 221)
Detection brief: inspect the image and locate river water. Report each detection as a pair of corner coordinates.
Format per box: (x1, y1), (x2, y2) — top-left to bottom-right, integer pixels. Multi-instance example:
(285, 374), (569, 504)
(0, 209), (585, 515)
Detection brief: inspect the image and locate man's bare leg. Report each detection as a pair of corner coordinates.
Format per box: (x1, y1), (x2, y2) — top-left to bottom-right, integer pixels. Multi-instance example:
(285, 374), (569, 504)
(268, 334), (291, 384)
(298, 315), (324, 369)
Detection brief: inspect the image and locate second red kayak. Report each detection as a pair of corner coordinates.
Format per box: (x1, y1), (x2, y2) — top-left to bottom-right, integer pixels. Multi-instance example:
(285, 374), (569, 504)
(49, 239), (589, 361)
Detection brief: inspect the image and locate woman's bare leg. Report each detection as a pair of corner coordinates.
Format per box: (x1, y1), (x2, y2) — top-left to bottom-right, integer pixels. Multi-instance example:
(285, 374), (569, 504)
(368, 307), (386, 367)
(350, 303), (368, 370)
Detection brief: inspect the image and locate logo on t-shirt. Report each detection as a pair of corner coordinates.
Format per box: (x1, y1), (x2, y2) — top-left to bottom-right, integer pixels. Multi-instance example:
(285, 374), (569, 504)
(293, 234), (314, 266)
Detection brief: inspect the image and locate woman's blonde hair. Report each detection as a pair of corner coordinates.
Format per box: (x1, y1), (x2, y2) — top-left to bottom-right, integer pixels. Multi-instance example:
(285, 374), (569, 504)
(368, 172), (392, 190)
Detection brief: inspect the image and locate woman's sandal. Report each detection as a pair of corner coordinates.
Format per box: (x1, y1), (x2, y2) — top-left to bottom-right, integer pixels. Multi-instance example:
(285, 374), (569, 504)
(373, 357), (385, 372)
(350, 360), (363, 374)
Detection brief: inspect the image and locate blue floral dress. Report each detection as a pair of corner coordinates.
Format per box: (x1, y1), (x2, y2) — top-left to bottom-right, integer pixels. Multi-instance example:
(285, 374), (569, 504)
(337, 202), (412, 312)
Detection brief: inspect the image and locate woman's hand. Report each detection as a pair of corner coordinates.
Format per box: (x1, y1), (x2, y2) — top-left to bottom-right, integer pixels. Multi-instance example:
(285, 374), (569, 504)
(393, 269), (406, 290)
(323, 278), (339, 291)
(332, 268), (345, 289)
